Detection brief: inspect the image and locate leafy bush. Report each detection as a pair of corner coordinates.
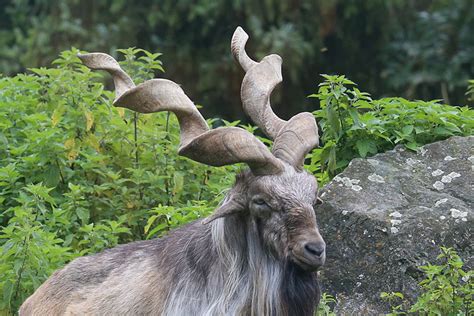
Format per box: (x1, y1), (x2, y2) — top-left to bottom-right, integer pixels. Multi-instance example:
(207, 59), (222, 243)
(308, 74), (473, 183)
(381, 247), (473, 316)
(0, 48), (236, 313)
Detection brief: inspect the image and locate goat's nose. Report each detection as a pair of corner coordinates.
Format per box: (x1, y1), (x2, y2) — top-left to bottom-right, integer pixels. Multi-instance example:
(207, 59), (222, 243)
(304, 242), (325, 257)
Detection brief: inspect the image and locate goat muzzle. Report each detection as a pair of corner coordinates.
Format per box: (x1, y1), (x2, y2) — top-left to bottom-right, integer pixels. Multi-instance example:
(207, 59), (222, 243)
(291, 236), (326, 271)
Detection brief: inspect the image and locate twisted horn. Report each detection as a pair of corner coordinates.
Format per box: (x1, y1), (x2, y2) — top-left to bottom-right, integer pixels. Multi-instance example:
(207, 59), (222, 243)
(232, 27), (285, 139)
(231, 27), (319, 170)
(78, 53), (283, 176)
(230, 26), (258, 72)
(78, 53), (135, 101)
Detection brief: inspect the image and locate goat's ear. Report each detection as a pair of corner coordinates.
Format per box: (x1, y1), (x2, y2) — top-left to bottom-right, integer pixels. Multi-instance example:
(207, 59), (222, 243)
(202, 194), (246, 224)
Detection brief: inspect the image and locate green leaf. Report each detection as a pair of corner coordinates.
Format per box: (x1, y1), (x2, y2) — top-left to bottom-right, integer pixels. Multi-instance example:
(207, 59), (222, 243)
(348, 107), (361, 126)
(3, 279), (14, 304)
(172, 172), (184, 196)
(433, 127), (454, 136)
(402, 125), (414, 135)
(326, 104), (341, 139)
(25, 183), (56, 206)
(328, 146), (337, 172)
(76, 208), (90, 224)
(404, 142), (419, 151)
(355, 139), (377, 158)
(44, 164), (61, 188)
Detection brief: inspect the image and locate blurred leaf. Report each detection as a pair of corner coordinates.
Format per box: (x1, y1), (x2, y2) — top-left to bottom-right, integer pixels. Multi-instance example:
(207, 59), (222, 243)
(355, 139), (377, 158)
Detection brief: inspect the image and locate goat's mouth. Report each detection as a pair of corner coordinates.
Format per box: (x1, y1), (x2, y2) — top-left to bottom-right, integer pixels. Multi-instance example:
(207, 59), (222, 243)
(290, 251), (325, 272)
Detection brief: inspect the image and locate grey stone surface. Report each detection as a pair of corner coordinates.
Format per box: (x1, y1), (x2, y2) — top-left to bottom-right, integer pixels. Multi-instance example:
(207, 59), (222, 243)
(318, 136), (473, 314)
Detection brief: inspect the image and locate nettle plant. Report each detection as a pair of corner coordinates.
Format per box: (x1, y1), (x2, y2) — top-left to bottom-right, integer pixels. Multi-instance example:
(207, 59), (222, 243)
(308, 75), (473, 182)
(381, 247), (473, 316)
(0, 48), (236, 313)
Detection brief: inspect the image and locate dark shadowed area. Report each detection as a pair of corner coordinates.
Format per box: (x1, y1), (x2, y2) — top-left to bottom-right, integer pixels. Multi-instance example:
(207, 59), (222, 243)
(0, 0), (473, 120)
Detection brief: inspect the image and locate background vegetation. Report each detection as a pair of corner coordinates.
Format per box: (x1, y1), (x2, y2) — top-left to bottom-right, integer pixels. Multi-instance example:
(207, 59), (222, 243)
(1, 0), (473, 121)
(381, 247), (472, 316)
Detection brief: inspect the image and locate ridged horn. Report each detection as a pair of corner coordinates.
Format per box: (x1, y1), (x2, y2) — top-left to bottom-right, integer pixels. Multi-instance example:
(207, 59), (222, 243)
(231, 27), (319, 170)
(79, 53), (283, 176)
(232, 27), (286, 139)
(231, 26), (258, 72)
(77, 53), (135, 101)
(272, 113), (319, 169)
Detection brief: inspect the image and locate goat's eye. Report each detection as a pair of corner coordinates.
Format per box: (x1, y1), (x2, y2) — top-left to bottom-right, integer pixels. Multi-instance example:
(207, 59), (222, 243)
(254, 198), (267, 206)
(252, 197), (272, 218)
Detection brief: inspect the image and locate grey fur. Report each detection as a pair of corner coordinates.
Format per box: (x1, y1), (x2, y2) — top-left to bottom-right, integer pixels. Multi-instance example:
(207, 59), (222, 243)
(20, 166), (324, 316)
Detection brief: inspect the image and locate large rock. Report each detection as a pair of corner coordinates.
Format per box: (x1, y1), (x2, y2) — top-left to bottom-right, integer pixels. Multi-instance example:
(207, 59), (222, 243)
(318, 136), (473, 314)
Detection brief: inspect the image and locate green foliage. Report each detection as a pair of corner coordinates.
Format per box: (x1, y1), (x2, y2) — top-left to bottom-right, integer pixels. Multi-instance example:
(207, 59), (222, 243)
(467, 80), (474, 102)
(315, 292), (336, 316)
(144, 202), (216, 239)
(380, 292), (407, 316)
(0, 48), (236, 313)
(0, 184), (75, 311)
(383, 1), (474, 103)
(409, 247), (473, 315)
(309, 75), (473, 182)
(381, 247), (473, 316)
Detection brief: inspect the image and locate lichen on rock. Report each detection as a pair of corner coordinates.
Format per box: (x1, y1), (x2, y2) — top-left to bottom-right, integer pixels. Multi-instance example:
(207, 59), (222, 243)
(318, 136), (473, 314)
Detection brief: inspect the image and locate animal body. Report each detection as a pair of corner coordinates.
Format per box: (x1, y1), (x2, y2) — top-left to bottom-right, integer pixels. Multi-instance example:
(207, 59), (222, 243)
(20, 27), (325, 316)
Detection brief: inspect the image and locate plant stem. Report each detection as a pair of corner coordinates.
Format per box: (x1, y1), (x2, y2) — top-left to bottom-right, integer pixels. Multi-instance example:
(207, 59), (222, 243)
(133, 112), (143, 200)
(13, 201), (40, 303)
(12, 234), (30, 303)
(55, 159), (65, 185)
(164, 113), (171, 205)
(134, 113), (139, 169)
(197, 169), (209, 201)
